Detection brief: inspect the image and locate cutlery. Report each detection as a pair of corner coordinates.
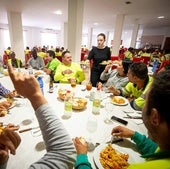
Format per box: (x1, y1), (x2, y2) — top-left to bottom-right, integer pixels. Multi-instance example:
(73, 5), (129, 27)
(106, 137), (123, 144)
(124, 116), (142, 119)
(95, 137), (123, 147)
(81, 88), (86, 91)
(19, 126), (39, 133)
(124, 113), (142, 119)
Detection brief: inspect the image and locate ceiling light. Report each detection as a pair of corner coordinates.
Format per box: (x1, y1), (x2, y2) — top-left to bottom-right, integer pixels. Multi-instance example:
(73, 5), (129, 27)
(93, 22), (98, 26)
(157, 16), (164, 19)
(54, 10), (62, 15)
(125, 1), (132, 4)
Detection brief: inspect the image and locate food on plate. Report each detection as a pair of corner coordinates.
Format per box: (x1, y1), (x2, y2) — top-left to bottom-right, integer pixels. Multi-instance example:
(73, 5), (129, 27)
(100, 60), (112, 65)
(100, 144), (129, 169)
(111, 96), (125, 104)
(34, 71), (43, 76)
(3, 70), (9, 76)
(58, 89), (72, 100)
(0, 100), (14, 117)
(72, 97), (87, 110)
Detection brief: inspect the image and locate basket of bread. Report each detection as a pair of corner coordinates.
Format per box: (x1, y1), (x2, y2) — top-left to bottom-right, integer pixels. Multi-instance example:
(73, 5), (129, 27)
(58, 89), (72, 100)
(72, 97), (87, 110)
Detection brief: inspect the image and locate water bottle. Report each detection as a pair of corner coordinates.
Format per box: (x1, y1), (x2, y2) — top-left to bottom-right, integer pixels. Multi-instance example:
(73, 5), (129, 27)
(49, 76), (54, 93)
(92, 90), (101, 115)
(0, 62), (4, 74)
(37, 76), (44, 95)
(63, 92), (73, 118)
(152, 59), (158, 73)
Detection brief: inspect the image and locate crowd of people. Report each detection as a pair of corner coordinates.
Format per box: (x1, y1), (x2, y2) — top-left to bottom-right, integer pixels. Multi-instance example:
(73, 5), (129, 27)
(0, 33), (170, 168)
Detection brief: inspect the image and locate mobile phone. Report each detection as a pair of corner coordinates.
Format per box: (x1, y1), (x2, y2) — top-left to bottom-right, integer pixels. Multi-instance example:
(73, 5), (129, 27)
(111, 115), (128, 125)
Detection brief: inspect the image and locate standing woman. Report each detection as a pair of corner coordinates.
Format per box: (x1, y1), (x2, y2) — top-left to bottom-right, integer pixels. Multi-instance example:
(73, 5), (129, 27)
(88, 33), (111, 87)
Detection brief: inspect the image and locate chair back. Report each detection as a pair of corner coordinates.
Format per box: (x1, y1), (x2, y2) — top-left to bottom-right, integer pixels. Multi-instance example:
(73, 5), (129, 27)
(157, 60), (170, 72)
(56, 56), (62, 62)
(111, 56), (119, 61)
(141, 56), (151, 65)
(133, 57), (143, 62)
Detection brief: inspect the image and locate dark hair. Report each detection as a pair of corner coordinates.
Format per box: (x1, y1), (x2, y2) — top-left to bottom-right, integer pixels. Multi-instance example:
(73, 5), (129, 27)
(147, 70), (170, 125)
(129, 62), (148, 79)
(62, 50), (70, 57)
(122, 59), (133, 75)
(97, 33), (106, 41)
(164, 64), (170, 71)
(47, 50), (55, 58)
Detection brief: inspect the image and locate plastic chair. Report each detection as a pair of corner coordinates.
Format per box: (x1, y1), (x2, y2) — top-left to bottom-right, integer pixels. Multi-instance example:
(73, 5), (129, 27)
(133, 57), (143, 62)
(157, 60), (170, 72)
(141, 56), (151, 65)
(111, 56), (119, 61)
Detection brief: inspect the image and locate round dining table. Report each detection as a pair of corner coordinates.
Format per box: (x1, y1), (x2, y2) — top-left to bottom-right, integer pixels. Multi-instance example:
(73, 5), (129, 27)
(0, 69), (147, 169)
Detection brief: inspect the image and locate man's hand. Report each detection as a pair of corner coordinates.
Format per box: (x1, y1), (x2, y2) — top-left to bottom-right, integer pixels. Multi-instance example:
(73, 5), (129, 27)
(73, 137), (88, 155)
(62, 69), (73, 75)
(111, 125), (135, 138)
(0, 127), (21, 164)
(7, 64), (47, 110)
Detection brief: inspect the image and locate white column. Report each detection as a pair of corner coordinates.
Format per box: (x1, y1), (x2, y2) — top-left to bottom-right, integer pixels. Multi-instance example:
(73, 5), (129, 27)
(7, 11), (25, 61)
(112, 14), (125, 56)
(63, 22), (68, 50)
(130, 20), (139, 48)
(106, 31), (110, 46)
(87, 27), (93, 50)
(67, 0), (84, 62)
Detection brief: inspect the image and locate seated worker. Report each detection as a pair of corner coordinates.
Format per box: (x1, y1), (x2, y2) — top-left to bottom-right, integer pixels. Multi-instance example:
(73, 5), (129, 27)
(54, 51), (85, 83)
(108, 62), (153, 110)
(124, 47), (134, 60)
(73, 70), (170, 169)
(8, 51), (22, 68)
(100, 59), (132, 89)
(0, 64), (76, 169)
(26, 48), (45, 70)
(43, 50), (61, 79)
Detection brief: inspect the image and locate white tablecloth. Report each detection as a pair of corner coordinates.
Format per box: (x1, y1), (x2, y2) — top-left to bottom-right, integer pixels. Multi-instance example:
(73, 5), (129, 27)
(0, 71), (147, 169)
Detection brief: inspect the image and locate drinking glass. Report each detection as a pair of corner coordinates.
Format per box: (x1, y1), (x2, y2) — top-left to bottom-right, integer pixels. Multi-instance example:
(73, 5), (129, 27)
(104, 101), (113, 124)
(85, 82), (92, 98)
(86, 116), (98, 151)
(70, 79), (76, 88)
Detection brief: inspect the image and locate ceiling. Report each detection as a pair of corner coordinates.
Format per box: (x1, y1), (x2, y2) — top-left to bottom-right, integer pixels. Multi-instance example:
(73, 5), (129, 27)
(0, 0), (170, 33)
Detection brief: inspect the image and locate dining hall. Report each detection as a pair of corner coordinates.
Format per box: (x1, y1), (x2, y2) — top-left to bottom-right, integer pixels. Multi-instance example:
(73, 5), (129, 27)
(0, 0), (170, 169)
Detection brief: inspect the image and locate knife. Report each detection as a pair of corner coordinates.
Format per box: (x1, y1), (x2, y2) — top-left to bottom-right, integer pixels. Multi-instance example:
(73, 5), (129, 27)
(124, 116), (142, 119)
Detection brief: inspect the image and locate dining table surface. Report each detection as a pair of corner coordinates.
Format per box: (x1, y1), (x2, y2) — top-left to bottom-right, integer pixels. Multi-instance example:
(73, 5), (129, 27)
(0, 68), (148, 169)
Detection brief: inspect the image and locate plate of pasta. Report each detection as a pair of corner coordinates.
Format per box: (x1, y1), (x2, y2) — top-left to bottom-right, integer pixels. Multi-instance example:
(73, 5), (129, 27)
(93, 143), (144, 169)
(111, 96), (128, 106)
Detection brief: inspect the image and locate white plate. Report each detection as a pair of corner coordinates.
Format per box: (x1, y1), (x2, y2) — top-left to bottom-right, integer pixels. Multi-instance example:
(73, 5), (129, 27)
(111, 96), (129, 106)
(93, 143), (145, 169)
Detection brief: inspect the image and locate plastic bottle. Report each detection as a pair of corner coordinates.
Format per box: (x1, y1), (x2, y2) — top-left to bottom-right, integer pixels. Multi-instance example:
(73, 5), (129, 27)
(0, 62), (4, 74)
(49, 76), (54, 93)
(92, 89), (101, 115)
(63, 91), (73, 118)
(152, 59), (158, 73)
(37, 76), (44, 95)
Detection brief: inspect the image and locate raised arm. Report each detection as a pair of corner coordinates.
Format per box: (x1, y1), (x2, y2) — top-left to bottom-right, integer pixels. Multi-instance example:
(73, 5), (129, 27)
(8, 64), (76, 169)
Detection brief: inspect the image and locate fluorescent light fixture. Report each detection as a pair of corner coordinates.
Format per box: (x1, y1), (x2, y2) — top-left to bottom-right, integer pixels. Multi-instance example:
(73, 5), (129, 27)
(157, 16), (164, 19)
(54, 10), (62, 15)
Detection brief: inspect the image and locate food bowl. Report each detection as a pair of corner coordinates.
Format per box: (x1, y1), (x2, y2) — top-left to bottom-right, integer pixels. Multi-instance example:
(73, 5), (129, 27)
(72, 97), (87, 110)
